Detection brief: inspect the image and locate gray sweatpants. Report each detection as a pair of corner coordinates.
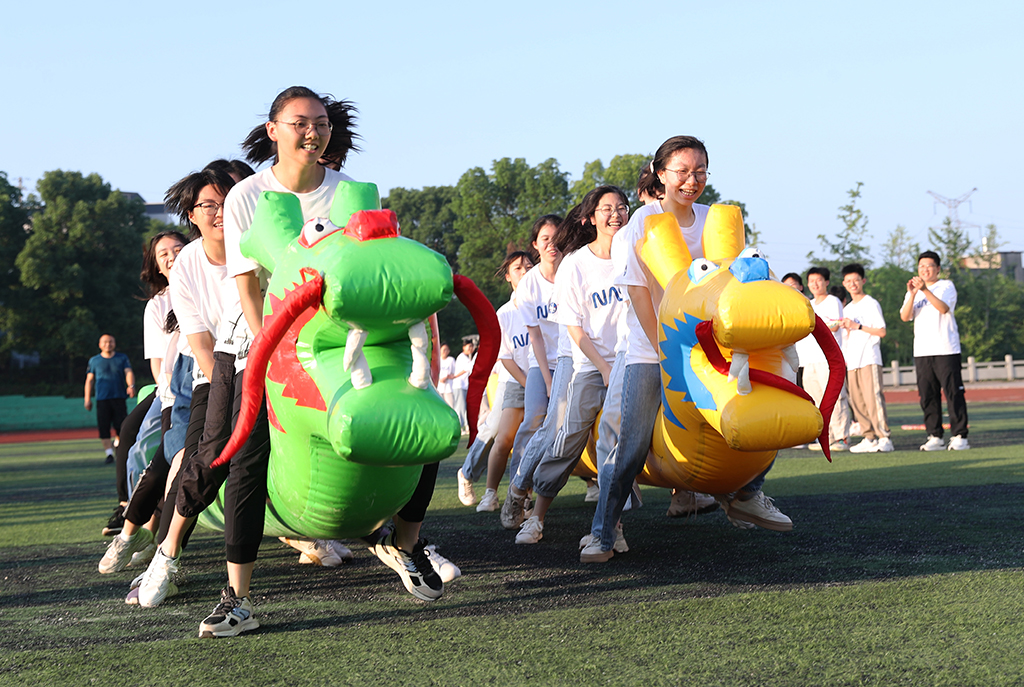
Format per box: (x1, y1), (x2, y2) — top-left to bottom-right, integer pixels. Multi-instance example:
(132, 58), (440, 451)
(533, 368), (606, 499)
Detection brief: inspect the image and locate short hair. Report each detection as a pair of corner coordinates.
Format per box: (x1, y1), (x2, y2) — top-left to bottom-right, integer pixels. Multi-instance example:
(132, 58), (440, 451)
(918, 250), (941, 267)
(650, 136), (709, 197)
(806, 266), (831, 282)
(494, 250), (533, 279)
(781, 272), (803, 286)
(841, 263), (865, 279)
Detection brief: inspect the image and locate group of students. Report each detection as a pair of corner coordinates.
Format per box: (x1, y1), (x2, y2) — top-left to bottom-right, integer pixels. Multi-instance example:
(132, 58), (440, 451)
(454, 136), (795, 565)
(783, 251), (969, 455)
(97, 86), (459, 639)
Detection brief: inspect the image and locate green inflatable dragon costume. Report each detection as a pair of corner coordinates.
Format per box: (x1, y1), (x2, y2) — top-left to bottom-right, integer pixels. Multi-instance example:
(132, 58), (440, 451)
(198, 180), (496, 539)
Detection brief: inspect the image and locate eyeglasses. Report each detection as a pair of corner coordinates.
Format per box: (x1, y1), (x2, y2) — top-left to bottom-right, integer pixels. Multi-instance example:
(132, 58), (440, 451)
(597, 204), (629, 216)
(192, 201), (224, 216)
(274, 119), (333, 135)
(663, 168), (710, 183)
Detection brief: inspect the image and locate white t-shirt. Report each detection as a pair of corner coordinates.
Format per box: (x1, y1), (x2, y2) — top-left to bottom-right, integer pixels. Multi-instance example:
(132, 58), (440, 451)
(497, 295), (530, 382)
(555, 245), (626, 372)
(612, 201), (710, 365)
(454, 352), (474, 391)
(219, 166), (353, 372)
(437, 355), (455, 394)
(902, 279), (960, 357)
(144, 291), (174, 361)
(795, 294), (844, 366)
(841, 294), (885, 370)
(516, 266), (560, 370)
(169, 238), (230, 387)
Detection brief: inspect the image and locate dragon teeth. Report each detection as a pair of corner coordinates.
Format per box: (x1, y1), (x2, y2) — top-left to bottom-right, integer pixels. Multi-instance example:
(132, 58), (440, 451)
(408, 321), (430, 389)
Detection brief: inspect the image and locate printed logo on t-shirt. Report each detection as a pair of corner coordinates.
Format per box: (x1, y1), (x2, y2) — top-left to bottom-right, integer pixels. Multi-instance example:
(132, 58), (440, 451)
(537, 302), (558, 320)
(590, 287), (624, 309)
(512, 333), (530, 349)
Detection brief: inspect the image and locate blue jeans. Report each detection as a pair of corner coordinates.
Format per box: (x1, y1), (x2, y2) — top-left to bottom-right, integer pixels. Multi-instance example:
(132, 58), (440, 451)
(512, 358), (571, 492)
(162, 355), (194, 462)
(590, 363), (661, 551)
(461, 379), (506, 482)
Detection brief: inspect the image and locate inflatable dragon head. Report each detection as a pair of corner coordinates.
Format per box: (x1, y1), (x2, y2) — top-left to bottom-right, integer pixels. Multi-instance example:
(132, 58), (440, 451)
(640, 204), (845, 494)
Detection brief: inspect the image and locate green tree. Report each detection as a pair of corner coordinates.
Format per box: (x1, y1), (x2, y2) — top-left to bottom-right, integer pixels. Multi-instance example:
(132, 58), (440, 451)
(880, 224), (920, 271)
(11, 171), (149, 382)
(869, 264), (915, 365)
(570, 154), (650, 210)
(953, 225), (1024, 361)
(453, 157), (571, 310)
(807, 182), (873, 282)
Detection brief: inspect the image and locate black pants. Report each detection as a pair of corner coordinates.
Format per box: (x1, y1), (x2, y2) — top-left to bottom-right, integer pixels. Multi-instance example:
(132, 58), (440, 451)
(124, 407), (173, 529)
(114, 394), (154, 502)
(915, 353), (969, 438)
(175, 353), (270, 565)
(157, 383), (211, 550)
(96, 398), (128, 440)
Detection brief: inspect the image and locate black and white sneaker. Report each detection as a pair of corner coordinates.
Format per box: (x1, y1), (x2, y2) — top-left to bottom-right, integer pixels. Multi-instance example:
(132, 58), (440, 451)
(370, 532), (444, 601)
(198, 586), (259, 638)
(102, 504), (125, 536)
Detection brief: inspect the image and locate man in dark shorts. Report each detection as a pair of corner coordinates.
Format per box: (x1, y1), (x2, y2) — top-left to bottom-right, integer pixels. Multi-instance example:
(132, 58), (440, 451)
(84, 334), (135, 463)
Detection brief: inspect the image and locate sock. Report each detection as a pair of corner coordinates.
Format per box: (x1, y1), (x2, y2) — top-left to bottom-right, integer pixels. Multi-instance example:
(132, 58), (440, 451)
(105, 448), (114, 457)
(117, 531), (132, 542)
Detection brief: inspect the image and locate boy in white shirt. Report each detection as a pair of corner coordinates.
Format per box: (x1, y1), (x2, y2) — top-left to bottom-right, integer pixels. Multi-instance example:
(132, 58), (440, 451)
(898, 251), (969, 451)
(839, 264), (893, 453)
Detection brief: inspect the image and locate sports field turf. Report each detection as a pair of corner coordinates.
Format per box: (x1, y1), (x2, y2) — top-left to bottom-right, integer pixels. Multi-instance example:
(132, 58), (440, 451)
(2, 402), (1023, 686)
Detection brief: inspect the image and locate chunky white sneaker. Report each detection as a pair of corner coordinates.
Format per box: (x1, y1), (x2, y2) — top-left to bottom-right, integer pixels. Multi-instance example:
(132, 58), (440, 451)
(849, 438), (879, 453)
(584, 481), (600, 502)
(666, 489), (717, 517)
(947, 435), (970, 451)
(808, 441), (822, 451)
(138, 546), (180, 608)
(98, 527), (154, 574)
(829, 438), (851, 452)
(579, 523), (628, 553)
(876, 437), (894, 452)
(198, 586), (259, 638)
(129, 542), (157, 568)
(721, 491), (793, 532)
(125, 572), (177, 605)
(500, 487), (529, 530)
(457, 468), (477, 506)
(476, 488), (499, 512)
(370, 532), (444, 601)
(424, 544), (461, 583)
(515, 515), (544, 544)
(920, 435), (945, 451)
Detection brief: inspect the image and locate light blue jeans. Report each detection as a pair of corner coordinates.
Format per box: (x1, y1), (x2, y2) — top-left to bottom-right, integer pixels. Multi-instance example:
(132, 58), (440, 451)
(590, 363), (661, 551)
(461, 379), (507, 482)
(512, 357), (572, 492)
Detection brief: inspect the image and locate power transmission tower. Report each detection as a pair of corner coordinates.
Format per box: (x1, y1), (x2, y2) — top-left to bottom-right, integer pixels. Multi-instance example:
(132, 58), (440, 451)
(927, 188), (979, 233)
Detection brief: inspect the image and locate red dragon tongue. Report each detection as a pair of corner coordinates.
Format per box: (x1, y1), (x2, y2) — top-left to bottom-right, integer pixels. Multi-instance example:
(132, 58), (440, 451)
(811, 315), (845, 463)
(210, 273), (325, 469)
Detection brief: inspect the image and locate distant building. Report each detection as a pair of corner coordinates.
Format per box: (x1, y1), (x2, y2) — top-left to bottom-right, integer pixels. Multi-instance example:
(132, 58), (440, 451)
(121, 192), (177, 226)
(962, 251), (1024, 283)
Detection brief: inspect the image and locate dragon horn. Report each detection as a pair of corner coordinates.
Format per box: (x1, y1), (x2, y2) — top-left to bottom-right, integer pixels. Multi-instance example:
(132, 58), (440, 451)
(702, 204), (746, 262)
(452, 275), (500, 444)
(810, 315), (846, 463)
(639, 213), (693, 287)
(210, 273), (325, 469)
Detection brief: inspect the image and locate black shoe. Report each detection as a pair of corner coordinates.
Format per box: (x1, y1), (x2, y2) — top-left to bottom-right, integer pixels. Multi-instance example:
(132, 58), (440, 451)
(104, 454), (114, 464)
(102, 504), (125, 536)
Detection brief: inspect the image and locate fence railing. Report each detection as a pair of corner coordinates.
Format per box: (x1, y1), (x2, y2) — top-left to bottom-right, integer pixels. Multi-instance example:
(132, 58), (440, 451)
(885, 355), (1023, 387)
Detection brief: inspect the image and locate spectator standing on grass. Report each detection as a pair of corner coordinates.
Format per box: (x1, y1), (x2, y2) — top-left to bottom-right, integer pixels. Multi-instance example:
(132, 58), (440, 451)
(437, 344), (456, 411)
(452, 339), (476, 434)
(84, 334), (135, 464)
(899, 250), (970, 451)
(839, 264), (893, 453)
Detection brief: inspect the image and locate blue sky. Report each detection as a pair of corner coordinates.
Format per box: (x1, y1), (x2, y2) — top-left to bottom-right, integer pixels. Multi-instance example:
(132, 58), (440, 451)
(2, 0), (1021, 277)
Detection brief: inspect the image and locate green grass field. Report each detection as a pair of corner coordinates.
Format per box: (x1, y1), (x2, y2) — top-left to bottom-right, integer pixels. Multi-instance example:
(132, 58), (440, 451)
(3, 403), (1024, 686)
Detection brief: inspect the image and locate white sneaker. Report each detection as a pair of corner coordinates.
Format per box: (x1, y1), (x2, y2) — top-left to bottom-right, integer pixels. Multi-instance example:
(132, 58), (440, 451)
(198, 586), (259, 639)
(584, 482), (600, 503)
(98, 527), (154, 574)
(947, 435), (970, 451)
(457, 468), (477, 506)
(829, 438), (851, 452)
(281, 537), (353, 567)
(920, 435), (945, 451)
(808, 441), (822, 451)
(579, 523), (629, 553)
(721, 491), (793, 531)
(876, 437), (894, 452)
(476, 488), (499, 512)
(424, 544), (461, 583)
(849, 438), (879, 453)
(129, 542), (157, 568)
(666, 489), (717, 517)
(138, 546), (180, 608)
(515, 515), (543, 544)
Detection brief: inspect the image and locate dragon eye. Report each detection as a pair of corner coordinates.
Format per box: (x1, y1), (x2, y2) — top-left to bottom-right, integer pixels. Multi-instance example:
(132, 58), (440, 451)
(299, 217), (342, 247)
(687, 258), (720, 285)
(739, 246), (766, 261)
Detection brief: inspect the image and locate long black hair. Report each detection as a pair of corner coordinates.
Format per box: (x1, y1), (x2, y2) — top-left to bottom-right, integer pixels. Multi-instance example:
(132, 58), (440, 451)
(241, 86), (360, 167)
(164, 167), (238, 240)
(556, 185), (628, 255)
(140, 230), (189, 299)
